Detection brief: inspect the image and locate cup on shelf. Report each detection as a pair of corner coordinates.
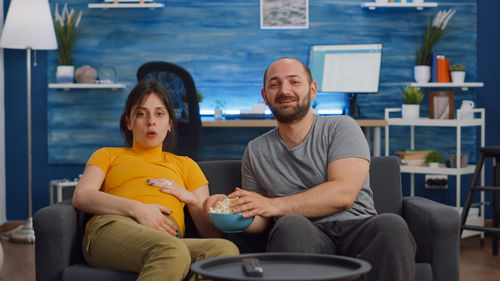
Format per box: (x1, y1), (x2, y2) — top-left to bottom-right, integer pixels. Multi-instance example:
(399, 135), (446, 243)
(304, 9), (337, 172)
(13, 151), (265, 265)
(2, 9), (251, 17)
(458, 100), (475, 120)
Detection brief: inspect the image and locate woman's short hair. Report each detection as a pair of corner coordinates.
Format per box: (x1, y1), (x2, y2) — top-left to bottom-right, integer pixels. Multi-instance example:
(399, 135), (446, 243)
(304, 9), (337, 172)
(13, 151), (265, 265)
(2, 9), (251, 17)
(119, 80), (177, 152)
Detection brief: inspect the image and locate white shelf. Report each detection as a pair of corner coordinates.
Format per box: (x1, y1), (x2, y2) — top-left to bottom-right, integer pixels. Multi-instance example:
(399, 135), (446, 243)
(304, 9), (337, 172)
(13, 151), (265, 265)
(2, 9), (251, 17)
(361, 2), (438, 10)
(387, 117), (484, 127)
(88, 3), (164, 9)
(49, 83), (126, 90)
(410, 82), (484, 91)
(384, 107), (485, 213)
(400, 164), (476, 175)
(104, 0), (153, 2)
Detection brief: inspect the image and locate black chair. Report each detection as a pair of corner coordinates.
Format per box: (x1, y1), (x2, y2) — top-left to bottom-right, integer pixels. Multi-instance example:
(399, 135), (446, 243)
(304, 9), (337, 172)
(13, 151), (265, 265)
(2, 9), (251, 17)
(137, 61), (201, 160)
(461, 146), (500, 255)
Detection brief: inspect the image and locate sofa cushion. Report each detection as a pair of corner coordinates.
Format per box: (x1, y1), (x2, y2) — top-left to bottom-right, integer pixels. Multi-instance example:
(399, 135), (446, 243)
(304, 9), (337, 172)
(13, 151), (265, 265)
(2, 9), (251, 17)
(62, 263), (137, 281)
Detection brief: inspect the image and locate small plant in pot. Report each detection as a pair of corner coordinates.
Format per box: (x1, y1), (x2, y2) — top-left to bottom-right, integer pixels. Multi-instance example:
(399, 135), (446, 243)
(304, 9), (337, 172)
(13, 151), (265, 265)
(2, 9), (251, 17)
(425, 150), (444, 168)
(53, 4), (83, 83)
(450, 64), (466, 83)
(401, 87), (425, 119)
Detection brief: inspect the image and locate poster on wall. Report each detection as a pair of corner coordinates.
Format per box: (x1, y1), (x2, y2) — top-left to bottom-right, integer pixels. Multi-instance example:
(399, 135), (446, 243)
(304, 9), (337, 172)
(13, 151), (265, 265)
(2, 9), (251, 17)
(260, 0), (309, 29)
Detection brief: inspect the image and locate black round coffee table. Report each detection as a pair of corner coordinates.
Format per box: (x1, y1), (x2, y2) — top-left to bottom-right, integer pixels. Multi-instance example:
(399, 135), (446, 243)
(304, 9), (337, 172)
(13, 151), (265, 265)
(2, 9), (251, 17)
(190, 252), (371, 281)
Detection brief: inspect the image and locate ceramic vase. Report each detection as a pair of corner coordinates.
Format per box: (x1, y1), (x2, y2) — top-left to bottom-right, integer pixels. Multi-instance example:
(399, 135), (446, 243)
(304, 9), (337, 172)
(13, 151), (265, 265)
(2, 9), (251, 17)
(414, 65), (430, 83)
(56, 65), (75, 83)
(451, 71), (465, 83)
(402, 104), (420, 119)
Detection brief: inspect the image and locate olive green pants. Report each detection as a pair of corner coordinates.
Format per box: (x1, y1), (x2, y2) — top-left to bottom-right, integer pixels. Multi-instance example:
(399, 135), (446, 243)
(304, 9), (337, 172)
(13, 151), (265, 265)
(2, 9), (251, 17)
(83, 215), (239, 281)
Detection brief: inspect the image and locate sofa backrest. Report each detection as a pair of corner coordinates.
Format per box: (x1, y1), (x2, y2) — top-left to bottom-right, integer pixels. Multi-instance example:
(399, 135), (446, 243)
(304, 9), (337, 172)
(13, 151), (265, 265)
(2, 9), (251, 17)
(198, 160), (243, 195)
(198, 156), (403, 216)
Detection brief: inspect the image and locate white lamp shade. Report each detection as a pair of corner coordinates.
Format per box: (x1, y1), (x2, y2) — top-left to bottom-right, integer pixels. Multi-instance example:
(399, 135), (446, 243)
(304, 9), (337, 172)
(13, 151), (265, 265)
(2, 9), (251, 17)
(0, 0), (57, 50)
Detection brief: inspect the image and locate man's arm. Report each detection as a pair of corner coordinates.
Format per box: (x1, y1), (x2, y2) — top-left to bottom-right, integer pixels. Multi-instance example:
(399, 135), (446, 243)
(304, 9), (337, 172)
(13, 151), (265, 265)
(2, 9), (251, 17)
(231, 157), (369, 218)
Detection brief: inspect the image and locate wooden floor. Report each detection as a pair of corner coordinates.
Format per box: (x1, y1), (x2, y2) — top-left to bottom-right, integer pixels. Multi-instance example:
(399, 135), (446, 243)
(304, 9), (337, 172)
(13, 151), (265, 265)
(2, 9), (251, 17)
(0, 222), (499, 281)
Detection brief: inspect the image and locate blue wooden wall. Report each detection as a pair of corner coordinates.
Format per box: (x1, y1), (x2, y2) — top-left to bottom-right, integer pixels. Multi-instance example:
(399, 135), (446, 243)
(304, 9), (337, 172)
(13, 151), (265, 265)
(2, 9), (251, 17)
(4, 0), (487, 220)
(48, 0), (479, 163)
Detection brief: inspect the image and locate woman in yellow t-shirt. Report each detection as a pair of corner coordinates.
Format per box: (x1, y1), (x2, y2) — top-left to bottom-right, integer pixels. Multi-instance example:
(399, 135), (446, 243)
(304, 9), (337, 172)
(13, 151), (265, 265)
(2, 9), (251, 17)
(72, 81), (238, 281)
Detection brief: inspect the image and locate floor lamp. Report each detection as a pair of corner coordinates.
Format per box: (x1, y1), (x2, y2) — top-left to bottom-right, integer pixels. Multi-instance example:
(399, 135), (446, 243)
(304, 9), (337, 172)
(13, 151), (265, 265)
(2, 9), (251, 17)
(0, 0), (57, 243)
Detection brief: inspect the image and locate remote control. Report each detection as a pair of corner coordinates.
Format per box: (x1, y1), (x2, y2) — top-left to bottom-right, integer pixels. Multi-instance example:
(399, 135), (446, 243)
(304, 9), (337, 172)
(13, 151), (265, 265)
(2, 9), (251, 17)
(242, 258), (264, 277)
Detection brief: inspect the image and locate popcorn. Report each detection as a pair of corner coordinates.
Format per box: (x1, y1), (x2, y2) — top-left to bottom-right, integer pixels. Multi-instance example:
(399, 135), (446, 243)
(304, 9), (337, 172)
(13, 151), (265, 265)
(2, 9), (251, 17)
(209, 197), (238, 214)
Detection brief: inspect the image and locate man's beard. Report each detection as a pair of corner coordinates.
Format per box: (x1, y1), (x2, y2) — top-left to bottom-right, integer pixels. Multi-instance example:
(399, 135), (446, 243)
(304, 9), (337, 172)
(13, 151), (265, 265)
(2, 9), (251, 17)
(268, 92), (311, 124)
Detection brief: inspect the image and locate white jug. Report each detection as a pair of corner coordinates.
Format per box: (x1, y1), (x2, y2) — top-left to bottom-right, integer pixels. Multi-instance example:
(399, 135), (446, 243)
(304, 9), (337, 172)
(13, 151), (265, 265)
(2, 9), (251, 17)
(459, 100), (475, 120)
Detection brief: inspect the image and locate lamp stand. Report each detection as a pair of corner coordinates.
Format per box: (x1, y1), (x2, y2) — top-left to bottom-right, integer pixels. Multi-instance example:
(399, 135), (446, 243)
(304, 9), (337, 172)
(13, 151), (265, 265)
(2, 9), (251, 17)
(10, 48), (35, 243)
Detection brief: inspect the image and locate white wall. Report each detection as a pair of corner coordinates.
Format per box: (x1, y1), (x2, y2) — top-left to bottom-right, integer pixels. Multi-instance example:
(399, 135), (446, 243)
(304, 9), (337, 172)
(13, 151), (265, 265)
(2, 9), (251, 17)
(0, 0), (7, 224)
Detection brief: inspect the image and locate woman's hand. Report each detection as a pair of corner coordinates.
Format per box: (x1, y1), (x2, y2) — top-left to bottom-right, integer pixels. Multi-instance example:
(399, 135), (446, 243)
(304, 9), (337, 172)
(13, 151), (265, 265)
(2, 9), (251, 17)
(132, 203), (178, 236)
(202, 194), (228, 219)
(148, 178), (197, 205)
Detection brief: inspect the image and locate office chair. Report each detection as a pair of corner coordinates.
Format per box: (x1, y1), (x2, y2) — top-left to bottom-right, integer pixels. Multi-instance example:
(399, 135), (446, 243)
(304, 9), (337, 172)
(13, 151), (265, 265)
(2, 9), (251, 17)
(137, 61), (202, 159)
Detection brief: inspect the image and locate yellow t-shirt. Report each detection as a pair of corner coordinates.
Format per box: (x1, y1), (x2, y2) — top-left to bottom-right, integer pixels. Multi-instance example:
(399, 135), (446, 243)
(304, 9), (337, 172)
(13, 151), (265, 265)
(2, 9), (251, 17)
(86, 142), (208, 236)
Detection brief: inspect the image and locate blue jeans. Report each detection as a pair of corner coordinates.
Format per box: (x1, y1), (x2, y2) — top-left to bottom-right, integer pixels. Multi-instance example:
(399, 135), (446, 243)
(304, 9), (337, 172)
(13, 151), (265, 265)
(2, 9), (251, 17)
(266, 214), (416, 281)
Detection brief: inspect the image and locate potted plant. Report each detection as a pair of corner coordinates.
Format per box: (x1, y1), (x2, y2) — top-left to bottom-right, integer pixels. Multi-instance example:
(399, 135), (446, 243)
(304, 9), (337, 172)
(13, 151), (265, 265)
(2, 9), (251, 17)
(450, 64), (466, 83)
(425, 150), (444, 168)
(53, 4), (83, 83)
(415, 9), (456, 83)
(400, 87), (425, 119)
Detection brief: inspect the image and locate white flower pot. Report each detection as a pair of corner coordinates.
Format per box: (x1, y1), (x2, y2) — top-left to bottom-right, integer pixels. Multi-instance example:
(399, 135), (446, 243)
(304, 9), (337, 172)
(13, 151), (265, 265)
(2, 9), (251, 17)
(413, 0), (424, 4)
(414, 65), (430, 83)
(402, 104), (420, 119)
(56, 65), (75, 83)
(451, 71), (465, 83)
(428, 162), (440, 168)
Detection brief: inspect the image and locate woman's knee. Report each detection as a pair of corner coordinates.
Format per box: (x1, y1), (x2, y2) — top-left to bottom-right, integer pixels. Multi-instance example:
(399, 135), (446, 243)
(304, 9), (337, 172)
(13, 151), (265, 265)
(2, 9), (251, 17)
(210, 239), (240, 256)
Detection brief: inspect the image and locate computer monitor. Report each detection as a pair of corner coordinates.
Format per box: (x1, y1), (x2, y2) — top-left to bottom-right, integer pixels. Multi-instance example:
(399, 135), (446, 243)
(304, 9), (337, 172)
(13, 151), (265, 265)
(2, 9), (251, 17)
(309, 44), (383, 117)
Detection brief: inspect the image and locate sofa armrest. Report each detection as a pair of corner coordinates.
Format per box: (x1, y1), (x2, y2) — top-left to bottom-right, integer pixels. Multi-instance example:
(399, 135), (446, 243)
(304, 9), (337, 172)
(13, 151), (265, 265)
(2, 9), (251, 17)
(403, 196), (460, 281)
(34, 200), (84, 281)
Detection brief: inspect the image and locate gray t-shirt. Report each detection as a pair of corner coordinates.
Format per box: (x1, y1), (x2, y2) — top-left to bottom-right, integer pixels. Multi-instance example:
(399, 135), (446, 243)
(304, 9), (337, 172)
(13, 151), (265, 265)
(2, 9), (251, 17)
(242, 115), (377, 223)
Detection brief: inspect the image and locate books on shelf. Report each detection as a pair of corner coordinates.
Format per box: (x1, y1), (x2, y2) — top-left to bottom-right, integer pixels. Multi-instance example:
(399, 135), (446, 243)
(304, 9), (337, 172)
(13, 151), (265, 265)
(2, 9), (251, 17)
(396, 150), (433, 166)
(437, 56), (450, 82)
(431, 54), (451, 83)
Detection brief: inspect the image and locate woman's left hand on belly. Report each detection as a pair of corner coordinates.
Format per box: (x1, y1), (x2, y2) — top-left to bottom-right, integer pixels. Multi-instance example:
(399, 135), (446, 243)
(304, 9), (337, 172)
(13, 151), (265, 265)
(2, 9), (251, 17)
(147, 178), (196, 205)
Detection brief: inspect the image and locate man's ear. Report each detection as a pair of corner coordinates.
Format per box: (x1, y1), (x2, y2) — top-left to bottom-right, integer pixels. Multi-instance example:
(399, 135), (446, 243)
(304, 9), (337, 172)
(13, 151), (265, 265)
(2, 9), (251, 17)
(261, 88), (269, 105)
(310, 81), (318, 100)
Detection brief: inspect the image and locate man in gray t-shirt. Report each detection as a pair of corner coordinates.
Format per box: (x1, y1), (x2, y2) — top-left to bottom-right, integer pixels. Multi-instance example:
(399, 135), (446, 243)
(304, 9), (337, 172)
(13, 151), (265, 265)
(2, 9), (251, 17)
(242, 115), (377, 224)
(205, 58), (416, 281)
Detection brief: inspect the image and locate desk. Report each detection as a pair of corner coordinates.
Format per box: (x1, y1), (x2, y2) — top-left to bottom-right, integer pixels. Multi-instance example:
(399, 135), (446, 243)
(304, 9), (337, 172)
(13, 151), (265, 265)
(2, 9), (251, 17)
(202, 118), (387, 156)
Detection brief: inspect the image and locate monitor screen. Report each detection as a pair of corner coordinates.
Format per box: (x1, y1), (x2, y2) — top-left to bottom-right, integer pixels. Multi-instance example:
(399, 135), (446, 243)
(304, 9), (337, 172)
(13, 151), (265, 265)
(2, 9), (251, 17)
(309, 44), (382, 93)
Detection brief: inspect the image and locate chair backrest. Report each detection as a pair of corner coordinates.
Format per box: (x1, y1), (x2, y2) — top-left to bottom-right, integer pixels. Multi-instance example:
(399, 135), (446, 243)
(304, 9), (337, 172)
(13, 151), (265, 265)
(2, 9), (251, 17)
(369, 156), (403, 215)
(137, 61), (202, 159)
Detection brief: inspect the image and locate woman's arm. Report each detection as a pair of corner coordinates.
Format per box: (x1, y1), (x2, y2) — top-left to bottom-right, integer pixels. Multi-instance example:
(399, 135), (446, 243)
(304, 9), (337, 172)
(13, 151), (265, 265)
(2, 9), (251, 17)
(72, 165), (178, 235)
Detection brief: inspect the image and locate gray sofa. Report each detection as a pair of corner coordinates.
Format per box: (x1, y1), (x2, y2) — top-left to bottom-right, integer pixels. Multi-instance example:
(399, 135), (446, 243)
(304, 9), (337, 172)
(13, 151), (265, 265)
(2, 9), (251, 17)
(34, 157), (459, 281)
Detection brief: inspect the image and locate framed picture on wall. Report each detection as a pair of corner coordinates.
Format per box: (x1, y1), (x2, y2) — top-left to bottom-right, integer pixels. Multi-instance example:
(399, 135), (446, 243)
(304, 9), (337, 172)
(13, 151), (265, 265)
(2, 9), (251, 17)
(429, 92), (455, 119)
(260, 0), (309, 29)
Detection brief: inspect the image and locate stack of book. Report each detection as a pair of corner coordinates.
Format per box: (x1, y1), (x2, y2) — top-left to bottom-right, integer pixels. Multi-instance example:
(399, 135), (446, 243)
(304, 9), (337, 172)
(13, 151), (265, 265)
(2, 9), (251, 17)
(431, 53), (450, 83)
(396, 150), (433, 166)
